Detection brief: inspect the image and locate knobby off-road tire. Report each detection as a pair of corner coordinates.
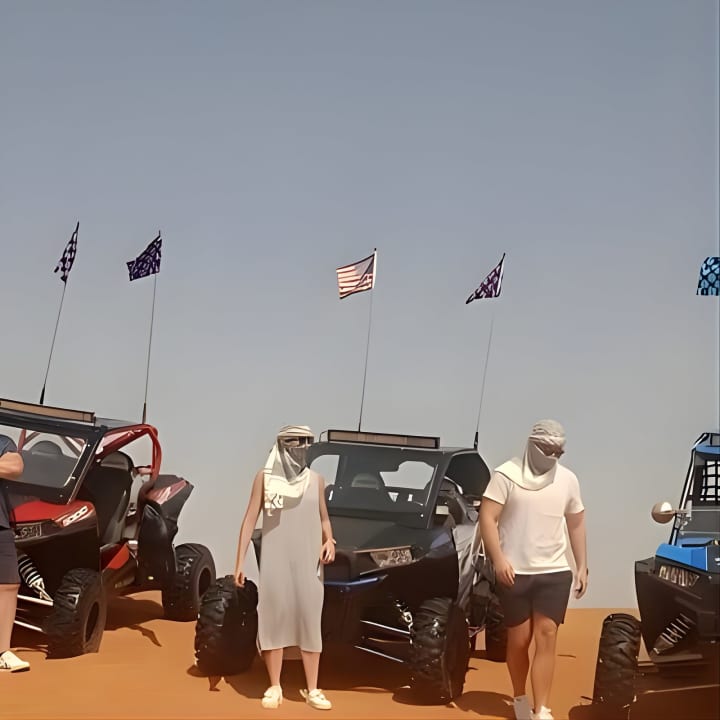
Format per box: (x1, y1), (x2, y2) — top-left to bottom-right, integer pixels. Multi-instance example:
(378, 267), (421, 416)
(45, 568), (107, 658)
(592, 613), (641, 719)
(162, 543), (215, 621)
(484, 592), (507, 662)
(409, 597), (471, 703)
(194, 575), (259, 675)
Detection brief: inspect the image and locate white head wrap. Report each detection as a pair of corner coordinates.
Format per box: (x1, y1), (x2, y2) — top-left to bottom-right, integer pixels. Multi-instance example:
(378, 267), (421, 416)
(496, 419), (566, 491)
(263, 425), (314, 514)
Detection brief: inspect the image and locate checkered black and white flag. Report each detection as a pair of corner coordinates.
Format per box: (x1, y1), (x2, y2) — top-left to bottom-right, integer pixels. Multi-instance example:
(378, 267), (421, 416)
(53, 222), (79, 283)
(127, 234), (162, 281)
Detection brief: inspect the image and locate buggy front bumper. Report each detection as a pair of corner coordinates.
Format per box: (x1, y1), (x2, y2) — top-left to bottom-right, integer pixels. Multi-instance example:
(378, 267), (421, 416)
(321, 574), (387, 643)
(635, 557), (720, 664)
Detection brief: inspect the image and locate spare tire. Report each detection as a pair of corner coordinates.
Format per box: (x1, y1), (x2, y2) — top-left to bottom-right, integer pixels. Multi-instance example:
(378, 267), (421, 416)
(592, 613), (641, 719)
(484, 592), (507, 662)
(409, 596), (471, 703)
(162, 543), (215, 621)
(194, 575), (259, 676)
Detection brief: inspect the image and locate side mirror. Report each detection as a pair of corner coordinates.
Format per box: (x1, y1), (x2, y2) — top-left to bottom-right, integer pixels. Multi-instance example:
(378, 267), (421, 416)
(651, 501), (675, 524)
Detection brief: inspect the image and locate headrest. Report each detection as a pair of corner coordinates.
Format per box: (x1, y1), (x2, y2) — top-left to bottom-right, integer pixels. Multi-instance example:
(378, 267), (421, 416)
(351, 473), (383, 489)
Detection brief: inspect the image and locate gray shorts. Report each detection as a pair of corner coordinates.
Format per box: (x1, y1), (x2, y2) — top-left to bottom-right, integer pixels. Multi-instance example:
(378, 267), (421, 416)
(495, 570), (573, 627)
(0, 528), (20, 584)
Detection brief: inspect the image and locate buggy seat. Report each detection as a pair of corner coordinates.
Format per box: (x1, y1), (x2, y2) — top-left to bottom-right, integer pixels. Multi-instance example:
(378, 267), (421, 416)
(77, 452), (133, 546)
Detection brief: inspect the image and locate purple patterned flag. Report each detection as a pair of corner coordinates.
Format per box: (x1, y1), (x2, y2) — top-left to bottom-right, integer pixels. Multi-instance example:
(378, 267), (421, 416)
(127, 234), (162, 281)
(466, 253), (505, 303)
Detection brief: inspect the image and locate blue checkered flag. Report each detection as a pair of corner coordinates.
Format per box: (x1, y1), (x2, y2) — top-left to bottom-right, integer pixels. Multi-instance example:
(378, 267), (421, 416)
(53, 222), (79, 283)
(127, 234), (162, 281)
(697, 256), (720, 296)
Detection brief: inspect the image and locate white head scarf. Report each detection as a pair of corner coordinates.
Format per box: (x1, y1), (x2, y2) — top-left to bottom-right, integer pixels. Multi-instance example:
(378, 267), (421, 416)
(263, 425), (314, 514)
(496, 419), (566, 491)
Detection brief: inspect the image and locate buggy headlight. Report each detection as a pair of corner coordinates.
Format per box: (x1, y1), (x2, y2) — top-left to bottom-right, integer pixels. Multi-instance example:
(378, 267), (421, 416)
(658, 564), (700, 588)
(369, 547), (413, 568)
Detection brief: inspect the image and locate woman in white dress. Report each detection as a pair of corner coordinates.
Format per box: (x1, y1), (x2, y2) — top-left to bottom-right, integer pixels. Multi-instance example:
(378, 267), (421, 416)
(234, 425), (335, 710)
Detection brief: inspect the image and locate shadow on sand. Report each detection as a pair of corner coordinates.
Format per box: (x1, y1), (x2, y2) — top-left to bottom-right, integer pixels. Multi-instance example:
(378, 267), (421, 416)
(104, 595), (164, 646)
(187, 644), (514, 717)
(12, 593), (165, 655)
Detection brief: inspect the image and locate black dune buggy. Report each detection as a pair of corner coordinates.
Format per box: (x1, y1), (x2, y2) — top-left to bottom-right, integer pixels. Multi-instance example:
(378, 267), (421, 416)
(194, 429), (506, 703)
(0, 398), (215, 658)
(592, 431), (720, 719)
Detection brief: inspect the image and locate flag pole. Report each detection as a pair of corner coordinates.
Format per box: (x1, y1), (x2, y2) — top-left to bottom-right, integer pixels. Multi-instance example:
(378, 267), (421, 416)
(468, 252), (504, 450)
(40, 282), (67, 405)
(473, 309), (495, 449)
(141, 267), (158, 425)
(357, 248), (377, 432)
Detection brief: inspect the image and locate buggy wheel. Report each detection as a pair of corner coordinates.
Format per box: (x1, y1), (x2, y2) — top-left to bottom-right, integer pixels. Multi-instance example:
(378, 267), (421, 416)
(45, 568), (107, 658)
(409, 597), (471, 703)
(592, 613), (641, 719)
(484, 592), (507, 662)
(162, 543), (215, 621)
(194, 575), (259, 675)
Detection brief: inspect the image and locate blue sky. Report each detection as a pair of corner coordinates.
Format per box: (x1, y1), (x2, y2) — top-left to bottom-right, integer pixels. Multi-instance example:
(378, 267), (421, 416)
(1, 1), (718, 606)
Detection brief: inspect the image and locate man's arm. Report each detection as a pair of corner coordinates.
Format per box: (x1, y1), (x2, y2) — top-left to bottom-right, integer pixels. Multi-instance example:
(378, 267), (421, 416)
(0, 451), (23, 481)
(479, 498), (515, 587)
(566, 510), (588, 598)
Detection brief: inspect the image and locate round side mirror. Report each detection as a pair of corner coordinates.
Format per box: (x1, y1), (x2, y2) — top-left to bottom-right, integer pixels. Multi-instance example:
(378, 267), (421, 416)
(651, 501), (675, 524)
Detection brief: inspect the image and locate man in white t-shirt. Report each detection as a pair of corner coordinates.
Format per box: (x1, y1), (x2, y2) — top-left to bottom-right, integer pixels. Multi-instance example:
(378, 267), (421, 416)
(479, 420), (588, 720)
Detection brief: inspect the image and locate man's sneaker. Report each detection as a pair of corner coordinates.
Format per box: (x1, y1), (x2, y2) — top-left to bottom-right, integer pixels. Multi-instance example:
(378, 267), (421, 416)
(531, 706), (554, 720)
(300, 688), (332, 710)
(0, 651), (30, 672)
(513, 695), (532, 720)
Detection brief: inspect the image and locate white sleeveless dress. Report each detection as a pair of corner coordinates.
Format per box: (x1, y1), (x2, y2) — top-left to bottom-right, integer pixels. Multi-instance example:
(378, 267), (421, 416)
(257, 470), (324, 652)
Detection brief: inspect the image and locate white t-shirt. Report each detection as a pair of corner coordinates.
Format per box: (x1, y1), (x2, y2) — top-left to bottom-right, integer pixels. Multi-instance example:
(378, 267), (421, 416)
(483, 464), (584, 575)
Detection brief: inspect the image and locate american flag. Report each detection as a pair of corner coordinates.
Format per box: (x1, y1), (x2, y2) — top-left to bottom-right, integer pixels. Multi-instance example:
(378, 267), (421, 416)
(697, 256), (719, 296)
(53, 222), (79, 283)
(127, 234), (162, 281)
(336, 250), (376, 299)
(466, 253), (505, 303)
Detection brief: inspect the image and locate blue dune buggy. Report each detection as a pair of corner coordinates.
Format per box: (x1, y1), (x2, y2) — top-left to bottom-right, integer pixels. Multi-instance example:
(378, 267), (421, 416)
(592, 431), (720, 718)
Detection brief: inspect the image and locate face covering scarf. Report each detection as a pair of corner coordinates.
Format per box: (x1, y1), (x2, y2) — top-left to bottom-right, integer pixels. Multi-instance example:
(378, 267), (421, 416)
(495, 419), (566, 491)
(263, 425), (314, 514)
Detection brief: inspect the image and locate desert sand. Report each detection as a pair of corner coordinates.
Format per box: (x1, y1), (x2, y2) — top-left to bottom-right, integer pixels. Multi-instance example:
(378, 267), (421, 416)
(3, 593), (717, 720)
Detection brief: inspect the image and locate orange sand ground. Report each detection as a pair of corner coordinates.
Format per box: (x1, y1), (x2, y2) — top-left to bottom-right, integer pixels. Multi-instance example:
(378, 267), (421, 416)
(4, 593), (717, 720)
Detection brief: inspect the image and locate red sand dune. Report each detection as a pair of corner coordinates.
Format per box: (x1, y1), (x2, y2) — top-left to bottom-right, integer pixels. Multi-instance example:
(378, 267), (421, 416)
(4, 593), (717, 720)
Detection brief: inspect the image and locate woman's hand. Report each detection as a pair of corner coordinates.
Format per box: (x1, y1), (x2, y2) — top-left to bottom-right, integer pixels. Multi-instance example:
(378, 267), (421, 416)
(320, 538), (336, 564)
(234, 568), (245, 587)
